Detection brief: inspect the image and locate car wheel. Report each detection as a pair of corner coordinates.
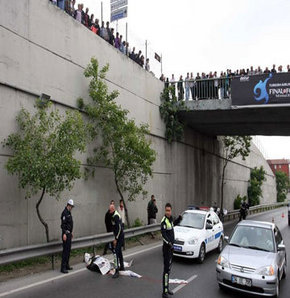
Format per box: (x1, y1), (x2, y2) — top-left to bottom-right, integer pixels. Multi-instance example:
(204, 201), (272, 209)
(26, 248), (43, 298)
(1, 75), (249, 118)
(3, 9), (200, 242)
(217, 237), (223, 253)
(197, 243), (205, 264)
(282, 258), (287, 279)
(218, 283), (226, 291)
(274, 277), (280, 298)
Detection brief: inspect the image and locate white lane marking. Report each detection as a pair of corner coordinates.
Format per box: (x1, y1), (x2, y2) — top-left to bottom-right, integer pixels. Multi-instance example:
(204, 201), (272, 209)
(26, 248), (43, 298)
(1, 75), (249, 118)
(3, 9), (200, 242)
(0, 243), (162, 297)
(172, 274), (197, 294)
(0, 270), (86, 297)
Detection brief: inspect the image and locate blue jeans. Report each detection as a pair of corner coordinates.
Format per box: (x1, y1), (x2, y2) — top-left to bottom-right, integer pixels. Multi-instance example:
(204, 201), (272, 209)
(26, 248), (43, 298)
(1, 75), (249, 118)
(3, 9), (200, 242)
(185, 87), (190, 101)
(57, 0), (65, 10)
(220, 87), (225, 99)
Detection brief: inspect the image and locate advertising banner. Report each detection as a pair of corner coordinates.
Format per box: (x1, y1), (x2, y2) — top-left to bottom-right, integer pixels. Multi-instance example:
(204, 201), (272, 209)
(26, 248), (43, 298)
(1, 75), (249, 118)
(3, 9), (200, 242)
(111, 0), (128, 12)
(232, 73), (290, 106)
(111, 6), (128, 22)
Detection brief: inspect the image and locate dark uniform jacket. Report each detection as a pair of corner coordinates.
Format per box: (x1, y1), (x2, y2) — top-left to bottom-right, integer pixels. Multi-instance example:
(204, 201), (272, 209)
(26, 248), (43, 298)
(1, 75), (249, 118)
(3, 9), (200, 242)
(161, 215), (182, 246)
(61, 208), (73, 235)
(111, 211), (123, 240)
(105, 209), (113, 232)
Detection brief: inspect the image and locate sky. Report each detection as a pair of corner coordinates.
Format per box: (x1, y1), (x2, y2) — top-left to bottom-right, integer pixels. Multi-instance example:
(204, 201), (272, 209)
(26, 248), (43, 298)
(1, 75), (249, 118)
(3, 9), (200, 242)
(78, 0), (290, 159)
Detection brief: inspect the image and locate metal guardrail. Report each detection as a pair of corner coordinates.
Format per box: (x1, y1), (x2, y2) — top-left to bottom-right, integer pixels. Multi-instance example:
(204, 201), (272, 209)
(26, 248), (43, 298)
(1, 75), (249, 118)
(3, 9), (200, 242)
(0, 223), (160, 266)
(0, 202), (287, 266)
(223, 202), (287, 222)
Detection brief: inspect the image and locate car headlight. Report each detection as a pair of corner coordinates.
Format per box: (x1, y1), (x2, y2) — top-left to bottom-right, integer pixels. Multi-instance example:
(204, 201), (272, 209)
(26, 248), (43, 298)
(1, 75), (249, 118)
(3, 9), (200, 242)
(217, 256), (230, 268)
(188, 238), (198, 245)
(256, 265), (275, 276)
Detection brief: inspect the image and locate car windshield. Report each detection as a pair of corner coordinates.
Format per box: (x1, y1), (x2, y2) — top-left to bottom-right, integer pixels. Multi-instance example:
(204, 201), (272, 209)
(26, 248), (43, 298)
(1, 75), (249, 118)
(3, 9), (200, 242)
(230, 225), (274, 252)
(178, 212), (205, 229)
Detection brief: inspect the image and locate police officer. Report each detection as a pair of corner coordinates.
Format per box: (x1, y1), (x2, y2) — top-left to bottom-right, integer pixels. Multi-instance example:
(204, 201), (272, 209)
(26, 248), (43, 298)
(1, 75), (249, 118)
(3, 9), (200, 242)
(60, 199), (74, 274)
(161, 203), (182, 297)
(110, 204), (125, 278)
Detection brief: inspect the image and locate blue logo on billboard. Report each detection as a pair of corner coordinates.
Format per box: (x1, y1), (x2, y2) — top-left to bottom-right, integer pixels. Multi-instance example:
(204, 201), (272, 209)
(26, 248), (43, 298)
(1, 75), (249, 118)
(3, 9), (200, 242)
(253, 73), (272, 104)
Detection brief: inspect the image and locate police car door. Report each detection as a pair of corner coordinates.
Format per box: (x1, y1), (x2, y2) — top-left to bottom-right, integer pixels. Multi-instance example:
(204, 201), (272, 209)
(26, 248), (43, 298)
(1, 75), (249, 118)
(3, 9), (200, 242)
(211, 212), (223, 249)
(205, 213), (215, 252)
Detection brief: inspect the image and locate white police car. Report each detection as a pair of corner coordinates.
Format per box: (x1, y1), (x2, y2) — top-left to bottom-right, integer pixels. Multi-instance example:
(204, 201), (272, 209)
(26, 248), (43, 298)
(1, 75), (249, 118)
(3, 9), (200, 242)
(173, 208), (224, 263)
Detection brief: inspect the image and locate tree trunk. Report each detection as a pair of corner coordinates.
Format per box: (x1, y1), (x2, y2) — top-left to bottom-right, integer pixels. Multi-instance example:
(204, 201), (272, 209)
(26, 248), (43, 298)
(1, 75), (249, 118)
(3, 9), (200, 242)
(36, 187), (50, 242)
(114, 176), (131, 228)
(220, 161), (228, 211)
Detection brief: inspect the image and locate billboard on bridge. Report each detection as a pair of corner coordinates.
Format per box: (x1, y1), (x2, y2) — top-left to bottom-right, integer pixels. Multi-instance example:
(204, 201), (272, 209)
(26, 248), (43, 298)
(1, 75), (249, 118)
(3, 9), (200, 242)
(232, 73), (290, 106)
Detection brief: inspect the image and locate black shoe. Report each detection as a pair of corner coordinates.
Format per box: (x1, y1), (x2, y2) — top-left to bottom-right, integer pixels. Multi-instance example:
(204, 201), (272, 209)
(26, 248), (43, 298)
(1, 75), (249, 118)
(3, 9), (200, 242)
(168, 290), (174, 295)
(66, 266), (73, 270)
(61, 269), (68, 274)
(103, 251), (107, 256)
(112, 270), (119, 279)
(119, 266), (125, 271)
(162, 293), (168, 298)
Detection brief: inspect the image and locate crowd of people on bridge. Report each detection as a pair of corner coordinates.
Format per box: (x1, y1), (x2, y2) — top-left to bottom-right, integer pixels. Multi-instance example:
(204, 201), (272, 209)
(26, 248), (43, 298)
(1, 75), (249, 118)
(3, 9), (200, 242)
(49, 0), (151, 71)
(160, 64), (290, 101)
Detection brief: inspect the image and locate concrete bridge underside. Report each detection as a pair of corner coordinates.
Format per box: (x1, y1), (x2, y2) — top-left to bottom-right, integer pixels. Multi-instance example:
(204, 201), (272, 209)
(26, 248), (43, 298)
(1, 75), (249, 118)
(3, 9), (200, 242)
(180, 99), (290, 136)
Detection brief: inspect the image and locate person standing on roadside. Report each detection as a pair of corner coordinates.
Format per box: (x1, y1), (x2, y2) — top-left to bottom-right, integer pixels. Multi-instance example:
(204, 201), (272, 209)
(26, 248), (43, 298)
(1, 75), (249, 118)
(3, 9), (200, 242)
(60, 199), (74, 274)
(110, 204), (125, 278)
(147, 195), (158, 225)
(161, 203), (182, 297)
(118, 199), (126, 249)
(103, 200), (115, 255)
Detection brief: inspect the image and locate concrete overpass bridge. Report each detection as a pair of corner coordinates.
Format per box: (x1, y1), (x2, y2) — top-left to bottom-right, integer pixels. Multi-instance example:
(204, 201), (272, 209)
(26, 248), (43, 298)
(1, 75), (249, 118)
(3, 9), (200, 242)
(178, 73), (290, 136)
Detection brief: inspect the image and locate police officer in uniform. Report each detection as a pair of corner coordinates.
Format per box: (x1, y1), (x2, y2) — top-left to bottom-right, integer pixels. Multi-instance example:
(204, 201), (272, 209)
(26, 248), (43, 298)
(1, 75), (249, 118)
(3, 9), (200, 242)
(161, 203), (182, 297)
(110, 204), (125, 278)
(60, 199), (74, 274)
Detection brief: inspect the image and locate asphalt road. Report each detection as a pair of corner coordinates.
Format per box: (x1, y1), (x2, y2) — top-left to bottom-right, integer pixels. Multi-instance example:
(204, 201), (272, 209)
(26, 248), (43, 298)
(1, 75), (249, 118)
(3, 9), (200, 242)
(1, 207), (289, 298)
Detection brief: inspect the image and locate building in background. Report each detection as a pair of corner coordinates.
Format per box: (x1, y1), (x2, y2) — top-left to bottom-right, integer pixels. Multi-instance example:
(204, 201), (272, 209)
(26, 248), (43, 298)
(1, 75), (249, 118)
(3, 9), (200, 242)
(267, 159), (290, 177)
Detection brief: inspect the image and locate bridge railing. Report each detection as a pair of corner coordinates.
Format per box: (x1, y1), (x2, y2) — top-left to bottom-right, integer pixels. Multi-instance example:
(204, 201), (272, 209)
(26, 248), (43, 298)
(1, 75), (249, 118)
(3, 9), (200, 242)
(167, 72), (283, 101)
(167, 77), (233, 101)
(0, 202), (287, 266)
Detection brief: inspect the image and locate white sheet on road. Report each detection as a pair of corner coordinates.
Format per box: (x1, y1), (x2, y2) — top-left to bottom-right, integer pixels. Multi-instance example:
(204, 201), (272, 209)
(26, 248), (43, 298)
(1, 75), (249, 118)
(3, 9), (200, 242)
(169, 279), (188, 284)
(84, 253), (189, 282)
(84, 253), (139, 277)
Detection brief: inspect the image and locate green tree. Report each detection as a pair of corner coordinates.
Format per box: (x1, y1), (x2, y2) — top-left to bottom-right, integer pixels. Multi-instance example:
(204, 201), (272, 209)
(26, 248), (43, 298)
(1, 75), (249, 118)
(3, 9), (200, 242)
(248, 166), (266, 206)
(2, 101), (88, 242)
(220, 136), (252, 210)
(275, 171), (289, 202)
(78, 58), (156, 227)
(159, 86), (187, 143)
(234, 194), (247, 210)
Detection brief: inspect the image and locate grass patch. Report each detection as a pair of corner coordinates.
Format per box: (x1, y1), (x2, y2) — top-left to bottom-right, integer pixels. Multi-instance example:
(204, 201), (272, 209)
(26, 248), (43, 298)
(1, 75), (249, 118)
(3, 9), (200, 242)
(0, 256), (50, 273)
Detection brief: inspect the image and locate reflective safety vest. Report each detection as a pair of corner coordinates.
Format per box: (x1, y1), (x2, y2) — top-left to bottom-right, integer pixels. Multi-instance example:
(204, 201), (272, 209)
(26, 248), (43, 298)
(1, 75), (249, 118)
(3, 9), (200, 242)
(112, 210), (123, 240)
(161, 216), (175, 245)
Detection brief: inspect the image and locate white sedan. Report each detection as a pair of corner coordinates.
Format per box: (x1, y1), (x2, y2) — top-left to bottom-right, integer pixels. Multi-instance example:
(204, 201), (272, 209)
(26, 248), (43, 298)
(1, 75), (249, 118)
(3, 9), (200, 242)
(173, 209), (224, 263)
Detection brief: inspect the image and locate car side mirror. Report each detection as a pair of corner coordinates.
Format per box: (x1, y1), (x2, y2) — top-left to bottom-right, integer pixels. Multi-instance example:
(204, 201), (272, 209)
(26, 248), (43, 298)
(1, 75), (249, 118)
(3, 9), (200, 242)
(206, 223), (213, 230)
(224, 236), (229, 243)
(278, 244), (286, 252)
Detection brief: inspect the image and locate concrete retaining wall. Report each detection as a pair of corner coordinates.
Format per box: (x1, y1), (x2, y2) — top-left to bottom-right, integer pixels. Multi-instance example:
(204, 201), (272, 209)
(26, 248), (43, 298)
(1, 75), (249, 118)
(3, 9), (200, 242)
(0, 0), (276, 249)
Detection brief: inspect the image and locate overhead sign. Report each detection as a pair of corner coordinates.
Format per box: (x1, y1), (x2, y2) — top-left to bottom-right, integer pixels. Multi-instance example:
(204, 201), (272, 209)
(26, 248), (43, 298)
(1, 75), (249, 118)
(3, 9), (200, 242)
(111, 0), (128, 12)
(111, 6), (128, 22)
(232, 73), (290, 106)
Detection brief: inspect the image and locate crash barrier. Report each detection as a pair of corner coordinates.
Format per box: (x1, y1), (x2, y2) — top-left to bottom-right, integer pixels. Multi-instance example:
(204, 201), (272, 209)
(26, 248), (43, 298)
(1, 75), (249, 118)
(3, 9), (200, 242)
(0, 202), (287, 267)
(0, 223), (160, 267)
(224, 202), (287, 222)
